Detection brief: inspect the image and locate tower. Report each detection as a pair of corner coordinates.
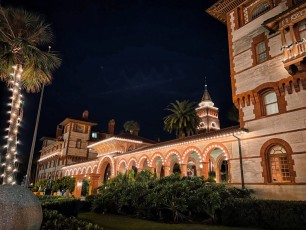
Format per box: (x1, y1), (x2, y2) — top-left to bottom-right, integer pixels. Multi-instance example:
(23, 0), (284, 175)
(196, 83), (220, 133)
(60, 110), (97, 165)
(207, 0), (306, 198)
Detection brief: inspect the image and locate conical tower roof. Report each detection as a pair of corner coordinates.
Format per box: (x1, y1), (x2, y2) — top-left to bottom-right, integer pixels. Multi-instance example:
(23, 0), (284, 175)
(202, 84), (212, 102)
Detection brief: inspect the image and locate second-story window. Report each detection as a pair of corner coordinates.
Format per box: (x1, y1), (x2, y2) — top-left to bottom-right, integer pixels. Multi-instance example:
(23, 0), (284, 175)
(263, 91), (279, 115)
(76, 139), (82, 149)
(256, 41), (268, 63)
(75, 124), (84, 133)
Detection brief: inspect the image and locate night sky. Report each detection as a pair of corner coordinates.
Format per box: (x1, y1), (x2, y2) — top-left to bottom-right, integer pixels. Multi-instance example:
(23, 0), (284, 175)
(0, 0), (234, 178)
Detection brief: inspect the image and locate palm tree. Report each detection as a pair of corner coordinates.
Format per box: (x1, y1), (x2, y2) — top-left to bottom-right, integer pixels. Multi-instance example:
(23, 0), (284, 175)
(163, 100), (200, 138)
(0, 7), (61, 185)
(123, 120), (140, 135)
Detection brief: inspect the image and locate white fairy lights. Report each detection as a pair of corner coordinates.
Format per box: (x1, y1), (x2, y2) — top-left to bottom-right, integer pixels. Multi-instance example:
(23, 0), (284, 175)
(1, 65), (24, 185)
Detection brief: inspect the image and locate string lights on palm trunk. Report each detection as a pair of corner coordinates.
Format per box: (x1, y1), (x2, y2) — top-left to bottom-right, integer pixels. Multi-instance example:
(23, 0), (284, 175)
(1, 65), (24, 185)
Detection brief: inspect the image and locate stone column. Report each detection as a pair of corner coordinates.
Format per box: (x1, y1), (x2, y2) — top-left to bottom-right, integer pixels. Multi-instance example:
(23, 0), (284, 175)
(289, 24), (297, 42)
(289, 24), (299, 56)
(196, 166), (201, 177)
(215, 167), (220, 183)
(202, 162), (209, 179)
(180, 164), (187, 177)
(164, 166), (170, 176)
(89, 174), (100, 195)
(280, 29), (286, 46)
(73, 175), (84, 198)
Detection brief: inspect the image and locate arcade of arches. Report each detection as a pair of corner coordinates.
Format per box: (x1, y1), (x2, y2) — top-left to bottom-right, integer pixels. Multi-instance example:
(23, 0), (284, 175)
(63, 136), (234, 197)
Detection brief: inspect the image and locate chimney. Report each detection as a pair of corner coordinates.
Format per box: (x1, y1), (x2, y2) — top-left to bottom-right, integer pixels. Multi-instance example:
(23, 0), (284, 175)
(56, 125), (63, 138)
(82, 110), (89, 119)
(108, 119), (115, 135)
(132, 130), (139, 136)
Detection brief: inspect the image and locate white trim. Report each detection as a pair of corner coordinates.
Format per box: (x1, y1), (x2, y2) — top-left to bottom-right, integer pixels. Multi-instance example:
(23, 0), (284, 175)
(88, 137), (143, 148)
(114, 131), (247, 159)
(38, 151), (61, 162)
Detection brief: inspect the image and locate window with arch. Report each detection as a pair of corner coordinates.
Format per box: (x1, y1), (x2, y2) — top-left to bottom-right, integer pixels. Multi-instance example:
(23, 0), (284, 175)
(262, 91), (279, 115)
(268, 145), (291, 182)
(251, 1), (271, 20)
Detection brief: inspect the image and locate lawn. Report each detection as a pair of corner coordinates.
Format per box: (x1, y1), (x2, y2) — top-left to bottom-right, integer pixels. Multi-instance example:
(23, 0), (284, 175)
(79, 212), (260, 230)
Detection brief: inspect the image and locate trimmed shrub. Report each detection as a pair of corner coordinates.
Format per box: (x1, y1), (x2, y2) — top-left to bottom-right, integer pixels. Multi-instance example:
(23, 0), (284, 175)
(41, 209), (103, 230)
(221, 198), (306, 230)
(40, 197), (81, 217)
(92, 172), (252, 223)
(80, 195), (96, 212)
(33, 177), (75, 193)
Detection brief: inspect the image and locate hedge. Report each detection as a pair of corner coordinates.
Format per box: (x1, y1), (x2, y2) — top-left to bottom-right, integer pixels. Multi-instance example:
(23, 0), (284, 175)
(39, 197), (81, 217)
(41, 209), (103, 230)
(221, 198), (306, 230)
(91, 172), (252, 223)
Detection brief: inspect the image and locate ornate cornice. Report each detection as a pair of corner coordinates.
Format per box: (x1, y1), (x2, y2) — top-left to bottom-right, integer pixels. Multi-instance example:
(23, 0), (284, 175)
(206, 0), (247, 24)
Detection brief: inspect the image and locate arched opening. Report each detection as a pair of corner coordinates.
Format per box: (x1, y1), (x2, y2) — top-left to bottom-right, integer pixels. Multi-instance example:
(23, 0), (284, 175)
(151, 154), (164, 178)
(118, 161), (127, 174)
(206, 148), (229, 183)
(132, 166), (138, 175)
(160, 165), (165, 178)
(103, 163), (111, 183)
(139, 158), (150, 171)
(173, 163), (181, 174)
(185, 151), (201, 177)
(168, 154), (181, 175)
(219, 159), (228, 182)
(81, 178), (90, 196)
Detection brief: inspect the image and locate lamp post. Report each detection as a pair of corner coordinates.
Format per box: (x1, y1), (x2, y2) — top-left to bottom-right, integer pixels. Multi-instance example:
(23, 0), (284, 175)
(25, 84), (45, 188)
(25, 45), (51, 188)
(233, 133), (245, 190)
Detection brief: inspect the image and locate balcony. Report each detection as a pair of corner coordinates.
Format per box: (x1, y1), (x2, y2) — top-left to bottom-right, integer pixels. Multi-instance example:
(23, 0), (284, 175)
(39, 142), (63, 162)
(282, 38), (306, 74)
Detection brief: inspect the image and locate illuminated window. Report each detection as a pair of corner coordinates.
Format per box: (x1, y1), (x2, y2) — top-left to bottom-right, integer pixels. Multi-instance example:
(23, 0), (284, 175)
(256, 41), (268, 63)
(269, 145), (291, 182)
(263, 91), (279, 115)
(74, 124), (84, 133)
(91, 132), (97, 138)
(251, 1), (271, 20)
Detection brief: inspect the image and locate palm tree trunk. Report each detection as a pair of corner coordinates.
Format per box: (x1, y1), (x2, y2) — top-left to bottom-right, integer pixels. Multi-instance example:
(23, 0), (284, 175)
(25, 84), (45, 187)
(3, 64), (23, 184)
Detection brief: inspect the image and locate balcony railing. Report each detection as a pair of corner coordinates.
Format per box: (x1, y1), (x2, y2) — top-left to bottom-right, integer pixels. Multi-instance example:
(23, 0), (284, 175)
(282, 38), (306, 62)
(41, 143), (63, 157)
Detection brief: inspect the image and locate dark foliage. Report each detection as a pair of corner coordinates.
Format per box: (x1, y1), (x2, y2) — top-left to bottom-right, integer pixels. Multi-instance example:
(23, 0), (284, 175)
(92, 171), (251, 223)
(39, 196), (81, 217)
(41, 209), (103, 230)
(221, 198), (306, 230)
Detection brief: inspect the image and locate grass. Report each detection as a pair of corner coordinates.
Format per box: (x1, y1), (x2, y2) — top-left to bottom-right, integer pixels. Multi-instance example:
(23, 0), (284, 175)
(79, 212), (260, 230)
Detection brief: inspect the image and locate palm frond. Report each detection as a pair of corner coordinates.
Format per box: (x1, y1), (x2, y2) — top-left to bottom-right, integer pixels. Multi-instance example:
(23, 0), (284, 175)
(163, 100), (200, 138)
(0, 7), (61, 92)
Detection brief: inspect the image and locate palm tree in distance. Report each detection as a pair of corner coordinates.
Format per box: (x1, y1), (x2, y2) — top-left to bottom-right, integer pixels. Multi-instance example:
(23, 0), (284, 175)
(0, 7), (61, 185)
(123, 120), (140, 135)
(164, 100), (200, 138)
